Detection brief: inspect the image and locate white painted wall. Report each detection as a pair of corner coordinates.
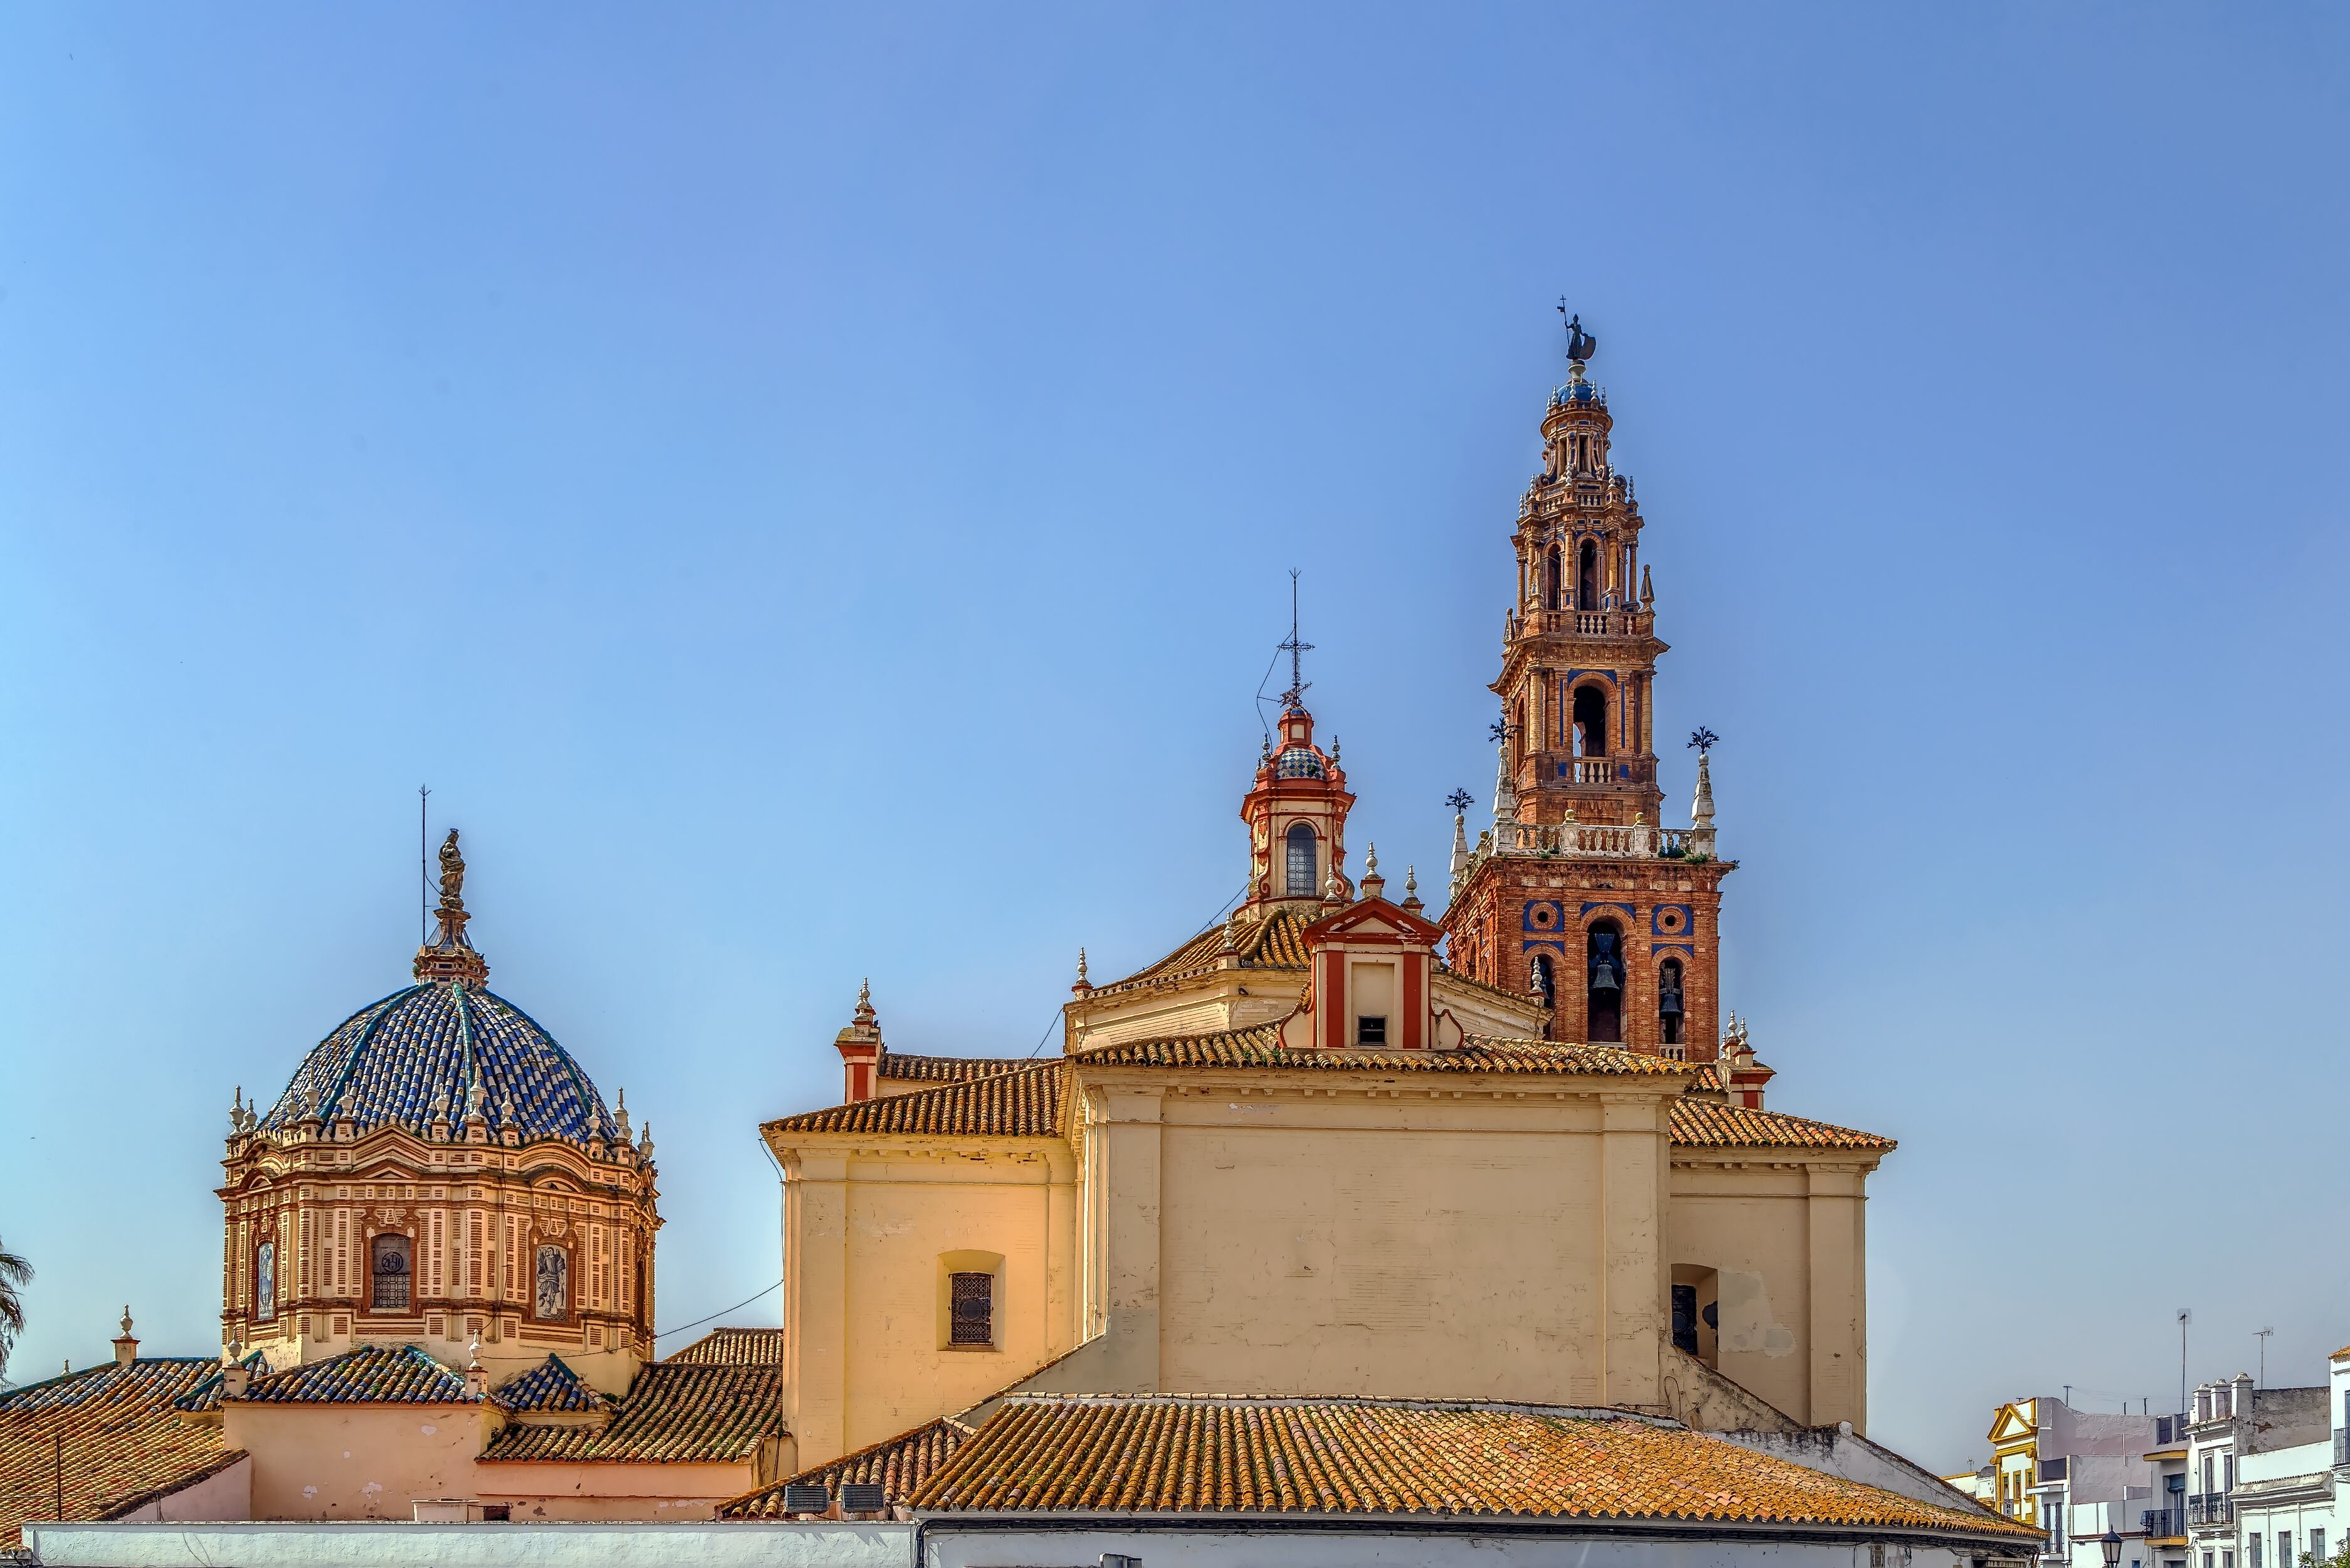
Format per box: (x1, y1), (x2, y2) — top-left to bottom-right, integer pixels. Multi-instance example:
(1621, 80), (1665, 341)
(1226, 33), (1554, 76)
(100, 1455), (251, 1525)
(23, 1521), (908, 1568)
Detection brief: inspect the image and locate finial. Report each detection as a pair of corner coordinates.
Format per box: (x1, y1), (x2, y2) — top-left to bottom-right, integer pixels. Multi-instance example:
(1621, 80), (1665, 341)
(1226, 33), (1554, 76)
(1444, 788), (1474, 817)
(1276, 569), (1313, 713)
(614, 1089), (631, 1142)
(1076, 948), (1088, 985)
(121, 1306), (134, 1337)
(1401, 865), (1422, 914)
(852, 979), (877, 1029)
(499, 1093), (516, 1124)
(1321, 864), (1346, 911)
(1690, 748), (1717, 832)
(1640, 564), (1654, 608)
(1328, 735), (1340, 767)
(468, 1337), (482, 1369)
(637, 1121), (654, 1158)
(1358, 844), (1385, 903)
(414, 826), (489, 986)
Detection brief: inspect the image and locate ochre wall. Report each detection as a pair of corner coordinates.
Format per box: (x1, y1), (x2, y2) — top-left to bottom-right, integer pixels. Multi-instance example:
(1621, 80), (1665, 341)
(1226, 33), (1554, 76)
(225, 1403), (497, 1520)
(1665, 1160), (1870, 1431)
(783, 1143), (1077, 1466)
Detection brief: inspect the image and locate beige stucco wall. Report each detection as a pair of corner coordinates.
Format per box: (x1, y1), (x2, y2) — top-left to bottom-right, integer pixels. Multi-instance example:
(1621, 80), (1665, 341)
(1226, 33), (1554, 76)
(475, 1461), (758, 1520)
(780, 1142), (1076, 1466)
(1082, 1072), (1677, 1409)
(1665, 1158), (1870, 1431)
(225, 1403), (499, 1520)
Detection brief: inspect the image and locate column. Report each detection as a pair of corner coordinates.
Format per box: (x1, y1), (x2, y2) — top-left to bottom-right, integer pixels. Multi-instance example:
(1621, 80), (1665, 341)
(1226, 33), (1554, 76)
(1806, 1165), (1868, 1431)
(1597, 1093), (1666, 1408)
(785, 1155), (850, 1465)
(1098, 1086), (1164, 1394)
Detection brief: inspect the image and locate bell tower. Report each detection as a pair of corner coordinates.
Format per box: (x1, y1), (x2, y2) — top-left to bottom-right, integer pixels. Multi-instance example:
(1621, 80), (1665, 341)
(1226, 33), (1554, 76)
(1442, 314), (1735, 1059)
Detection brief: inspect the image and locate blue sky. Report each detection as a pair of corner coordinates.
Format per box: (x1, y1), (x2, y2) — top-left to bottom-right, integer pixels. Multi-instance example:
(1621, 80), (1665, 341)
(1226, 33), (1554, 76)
(3, 6), (2345, 1469)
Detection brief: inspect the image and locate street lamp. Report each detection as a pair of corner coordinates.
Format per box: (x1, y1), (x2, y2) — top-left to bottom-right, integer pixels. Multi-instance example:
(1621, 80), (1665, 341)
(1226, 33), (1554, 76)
(2102, 1530), (2124, 1568)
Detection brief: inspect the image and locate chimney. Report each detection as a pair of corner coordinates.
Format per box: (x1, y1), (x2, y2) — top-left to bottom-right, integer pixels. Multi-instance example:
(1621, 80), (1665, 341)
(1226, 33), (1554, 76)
(112, 1306), (139, 1365)
(221, 1341), (251, 1399)
(834, 980), (884, 1103)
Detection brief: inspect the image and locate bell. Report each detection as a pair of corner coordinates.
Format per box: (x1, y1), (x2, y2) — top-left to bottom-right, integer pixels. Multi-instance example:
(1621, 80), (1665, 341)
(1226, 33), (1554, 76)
(1659, 988), (1682, 1016)
(1589, 961), (1619, 992)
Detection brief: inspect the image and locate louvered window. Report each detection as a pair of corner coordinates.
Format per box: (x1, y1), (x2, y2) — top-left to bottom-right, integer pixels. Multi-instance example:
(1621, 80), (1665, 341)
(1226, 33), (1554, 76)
(950, 1271), (993, 1346)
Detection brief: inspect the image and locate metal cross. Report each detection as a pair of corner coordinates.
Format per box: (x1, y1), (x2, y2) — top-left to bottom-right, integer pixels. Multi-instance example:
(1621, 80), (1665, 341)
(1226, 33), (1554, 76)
(1444, 788), (1475, 814)
(1687, 727), (1718, 754)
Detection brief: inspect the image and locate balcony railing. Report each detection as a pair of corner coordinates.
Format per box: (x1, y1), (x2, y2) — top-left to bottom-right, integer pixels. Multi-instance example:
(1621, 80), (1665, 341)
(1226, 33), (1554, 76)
(2188, 1494), (2232, 1527)
(1506, 607), (1651, 641)
(1496, 820), (1716, 859)
(2142, 1509), (2184, 1539)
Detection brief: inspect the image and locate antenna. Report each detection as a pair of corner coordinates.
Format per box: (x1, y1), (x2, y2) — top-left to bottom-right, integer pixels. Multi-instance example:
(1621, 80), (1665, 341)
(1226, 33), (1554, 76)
(1276, 570), (1312, 712)
(418, 786), (431, 944)
(2255, 1327), (2273, 1387)
(2178, 1308), (2191, 1418)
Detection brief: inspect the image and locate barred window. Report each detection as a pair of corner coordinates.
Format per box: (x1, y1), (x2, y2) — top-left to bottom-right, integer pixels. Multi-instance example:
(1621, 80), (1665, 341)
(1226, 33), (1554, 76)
(1284, 823), (1318, 896)
(370, 1233), (411, 1311)
(949, 1271), (993, 1346)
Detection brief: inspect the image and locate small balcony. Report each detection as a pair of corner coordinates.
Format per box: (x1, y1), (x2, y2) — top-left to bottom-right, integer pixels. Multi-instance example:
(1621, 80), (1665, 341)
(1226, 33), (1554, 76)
(2142, 1509), (2184, 1540)
(2188, 1493), (2232, 1527)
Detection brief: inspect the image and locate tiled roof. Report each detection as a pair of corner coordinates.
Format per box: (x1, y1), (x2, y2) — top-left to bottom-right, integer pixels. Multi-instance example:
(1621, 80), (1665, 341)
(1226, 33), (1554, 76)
(0, 1359), (243, 1549)
(1668, 1099), (1895, 1152)
(664, 1327), (786, 1367)
(171, 1350), (268, 1413)
(258, 982), (612, 1142)
(717, 1417), (970, 1518)
(1685, 1062), (1725, 1093)
(232, 1343), (482, 1405)
(2331, 1344), (2350, 1362)
(1074, 1024), (1688, 1078)
(496, 1355), (608, 1414)
(765, 1061), (1066, 1138)
(1097, 908), (1315, 993)
(478, 1362), (780, 1464)
(879, 1052), (1028, 1084)
(910, 1396), (2035, 1536)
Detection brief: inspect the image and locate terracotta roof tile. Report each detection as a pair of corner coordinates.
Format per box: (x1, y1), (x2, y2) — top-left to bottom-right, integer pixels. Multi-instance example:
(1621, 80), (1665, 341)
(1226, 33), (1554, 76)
(477, 1362), (780, 1464)
(910, 1396), (2034, 1536)
(1074, 1024), (1688, 1078)
(879, 1052), (1029, 1084)
(495, 1355), (608, 1414)
(233, 1343), (482, 1405)
(0, 1359), (243, 1549)
(765, 1061), (1066, 1138)
(1096, 908), (1315, 993)
(717, 1417), (971, 1518)
(664, 1327), (786, 1367)
(1669, 1099), (1895, 1152)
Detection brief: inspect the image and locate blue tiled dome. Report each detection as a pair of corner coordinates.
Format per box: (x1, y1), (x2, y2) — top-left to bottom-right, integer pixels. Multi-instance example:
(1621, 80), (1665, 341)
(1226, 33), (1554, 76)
(258, 982), (612, 1143)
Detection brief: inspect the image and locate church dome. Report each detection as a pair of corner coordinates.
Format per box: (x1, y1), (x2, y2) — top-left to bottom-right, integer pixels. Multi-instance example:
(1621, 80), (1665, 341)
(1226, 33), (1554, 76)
(256, 828), (614, 1145)
(258, 982), (613, 1143)
(1274, 746), (1326, 780)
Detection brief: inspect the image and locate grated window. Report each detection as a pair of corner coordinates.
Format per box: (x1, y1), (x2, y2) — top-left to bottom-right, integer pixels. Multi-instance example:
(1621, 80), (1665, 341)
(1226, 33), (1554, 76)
(950, 1271), (993, 1346)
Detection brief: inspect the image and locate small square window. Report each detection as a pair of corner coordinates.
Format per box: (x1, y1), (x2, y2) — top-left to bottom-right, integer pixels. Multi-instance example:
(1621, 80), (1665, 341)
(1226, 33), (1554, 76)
(1356, 1016), (1387, 1046)
(950, 1271), (993, 1347)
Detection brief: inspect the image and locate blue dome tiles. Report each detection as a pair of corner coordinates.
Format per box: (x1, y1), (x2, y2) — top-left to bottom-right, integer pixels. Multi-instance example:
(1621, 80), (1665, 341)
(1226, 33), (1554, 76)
(259, 982), (612, 1144)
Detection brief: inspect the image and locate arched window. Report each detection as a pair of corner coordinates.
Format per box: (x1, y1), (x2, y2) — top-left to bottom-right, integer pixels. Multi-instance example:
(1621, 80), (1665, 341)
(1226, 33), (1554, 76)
(1587, 922), (1624, 1044)
(253, 1239), (277, 1321)
(1578, 539), (1601, 608)
(1658, 959), (1685, 1049)
(370, 1233), (411, 1311)
(1543, 546), (1562, 610)
(1284, 822), (1318, 897)
(1572, 686), (1608, 758)
(534, 1245), (570, 1322)
(1528, 953), (1555, 1010)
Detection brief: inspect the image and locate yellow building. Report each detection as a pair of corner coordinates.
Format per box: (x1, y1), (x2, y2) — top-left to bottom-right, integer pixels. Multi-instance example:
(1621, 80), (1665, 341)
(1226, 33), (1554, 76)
(759, 342), (1899, 1481)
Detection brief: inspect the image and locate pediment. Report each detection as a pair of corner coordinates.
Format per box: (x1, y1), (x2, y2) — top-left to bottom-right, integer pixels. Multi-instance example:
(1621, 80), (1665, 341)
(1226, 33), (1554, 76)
(1987, 1402), (2038, 1444)
(1305, 896), (1445, 945)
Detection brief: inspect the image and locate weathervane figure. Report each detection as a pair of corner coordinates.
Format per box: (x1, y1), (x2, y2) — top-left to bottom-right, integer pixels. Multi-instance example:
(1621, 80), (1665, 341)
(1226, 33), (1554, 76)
(1557, 301), (1597, 367)
(1688, 727), (1719, 755)
(1444, 788), (1475, 814)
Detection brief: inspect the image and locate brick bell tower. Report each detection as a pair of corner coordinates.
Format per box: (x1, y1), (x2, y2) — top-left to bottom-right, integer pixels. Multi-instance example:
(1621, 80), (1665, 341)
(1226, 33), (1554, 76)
(1441, 314), (1735, 1059)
